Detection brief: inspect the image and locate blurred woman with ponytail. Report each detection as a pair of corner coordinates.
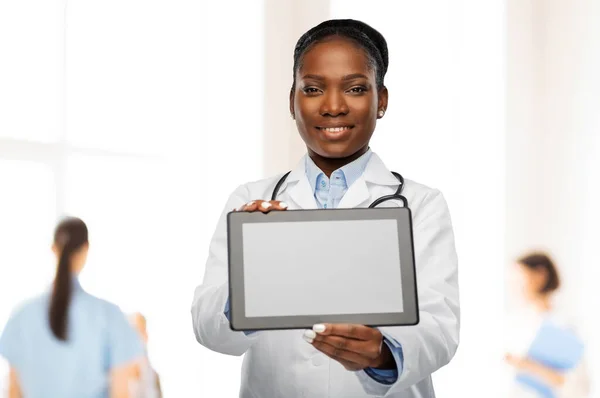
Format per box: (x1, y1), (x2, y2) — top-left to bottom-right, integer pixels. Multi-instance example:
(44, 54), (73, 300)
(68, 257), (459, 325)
(0, 217), (144, 398)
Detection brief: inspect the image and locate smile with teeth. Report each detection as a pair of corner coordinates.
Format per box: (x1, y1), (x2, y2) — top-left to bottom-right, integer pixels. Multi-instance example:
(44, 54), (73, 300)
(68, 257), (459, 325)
(318, 126), (353, 132)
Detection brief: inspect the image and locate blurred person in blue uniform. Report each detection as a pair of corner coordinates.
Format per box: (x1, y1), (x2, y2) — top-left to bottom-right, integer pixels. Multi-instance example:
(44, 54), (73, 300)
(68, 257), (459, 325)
(128, 312), (162, 398)
(505, 252), (590, 397)
(0, 217), (144, 398)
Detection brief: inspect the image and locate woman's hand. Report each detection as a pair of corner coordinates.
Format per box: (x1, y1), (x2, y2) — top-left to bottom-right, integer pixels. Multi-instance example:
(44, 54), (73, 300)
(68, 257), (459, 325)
(505, 353), (566, 387)
(505, 353), (527, 369)
(234, 200), (288, 213)
(8, 367), (23, 398)
(304, 324), (396, 371)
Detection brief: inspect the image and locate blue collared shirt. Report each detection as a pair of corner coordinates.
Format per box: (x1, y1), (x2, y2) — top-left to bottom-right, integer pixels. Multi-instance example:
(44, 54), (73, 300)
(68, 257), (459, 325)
(0, 278), (144, 398)
(307, 151), (372, 209)
(305, 150), (403, 384)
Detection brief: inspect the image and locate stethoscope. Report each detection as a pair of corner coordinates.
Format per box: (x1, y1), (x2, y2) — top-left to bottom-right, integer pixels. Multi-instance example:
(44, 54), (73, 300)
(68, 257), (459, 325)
(271, 170), (408, 208)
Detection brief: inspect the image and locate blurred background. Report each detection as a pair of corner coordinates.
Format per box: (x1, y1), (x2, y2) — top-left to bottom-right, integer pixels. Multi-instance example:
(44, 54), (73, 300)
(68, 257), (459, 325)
(0, 0), (597, 396)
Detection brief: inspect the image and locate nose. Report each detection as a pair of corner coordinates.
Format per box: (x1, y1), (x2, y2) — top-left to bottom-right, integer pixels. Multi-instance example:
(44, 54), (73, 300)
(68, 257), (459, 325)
(319, 90), (349, 117)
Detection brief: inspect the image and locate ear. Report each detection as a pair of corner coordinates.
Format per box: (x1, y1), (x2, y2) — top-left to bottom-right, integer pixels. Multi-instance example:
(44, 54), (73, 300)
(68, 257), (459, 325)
(289, 87), (295, 119)
(377, 86), (389, 118)
(535, 267), (550, 292)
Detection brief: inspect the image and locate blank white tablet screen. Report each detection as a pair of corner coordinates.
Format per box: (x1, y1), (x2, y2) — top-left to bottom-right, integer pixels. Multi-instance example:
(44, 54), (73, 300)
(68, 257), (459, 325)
(242, 219), (404, 317)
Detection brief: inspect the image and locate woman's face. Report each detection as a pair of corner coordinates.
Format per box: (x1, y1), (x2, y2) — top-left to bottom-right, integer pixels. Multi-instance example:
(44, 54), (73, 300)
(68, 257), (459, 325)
(290, 36), (388, 159)
(512, 262), (547, 300)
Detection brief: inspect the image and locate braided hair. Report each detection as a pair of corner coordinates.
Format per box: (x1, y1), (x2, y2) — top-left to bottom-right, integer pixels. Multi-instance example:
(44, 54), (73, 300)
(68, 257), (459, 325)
(292, 19), (389, 91)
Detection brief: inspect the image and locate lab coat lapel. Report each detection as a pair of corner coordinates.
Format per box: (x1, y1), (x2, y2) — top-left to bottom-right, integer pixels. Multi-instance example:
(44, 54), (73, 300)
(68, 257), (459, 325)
(363, 153), (403, 186)
(286, 177), (318, 210)
(337, 153), (400, 209)
(277, 155), (318, 210)
(336, 177), (371, 209)
(278, 152), (399, 210)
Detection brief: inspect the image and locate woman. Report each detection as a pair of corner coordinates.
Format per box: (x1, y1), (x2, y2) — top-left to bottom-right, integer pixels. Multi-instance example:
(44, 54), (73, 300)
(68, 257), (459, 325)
(191, 19), (459, 397)
(505, 252), (590, 397)
(128, 312), (162, 398)
(0, 217), (144, 398)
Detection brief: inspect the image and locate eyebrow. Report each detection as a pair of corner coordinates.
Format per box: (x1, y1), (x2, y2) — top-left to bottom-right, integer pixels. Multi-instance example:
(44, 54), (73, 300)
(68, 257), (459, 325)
(301, 74), (325, 81)
(300, 73), (370, 81)
(341, 73), (369, 81)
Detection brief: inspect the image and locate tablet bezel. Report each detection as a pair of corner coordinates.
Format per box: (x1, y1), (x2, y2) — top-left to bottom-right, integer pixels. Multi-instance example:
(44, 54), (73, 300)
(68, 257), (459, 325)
(227, 207), (419, 330)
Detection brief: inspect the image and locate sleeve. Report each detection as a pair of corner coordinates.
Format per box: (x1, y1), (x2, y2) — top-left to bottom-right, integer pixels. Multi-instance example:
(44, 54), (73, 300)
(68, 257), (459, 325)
(355, 189), (460, 396)
(363, 337), (403, 384)
(0, 308), (25, 371)
(105, 304), (144, 369)
(191, 184), (262, 356)
(224, 297), (256, 336)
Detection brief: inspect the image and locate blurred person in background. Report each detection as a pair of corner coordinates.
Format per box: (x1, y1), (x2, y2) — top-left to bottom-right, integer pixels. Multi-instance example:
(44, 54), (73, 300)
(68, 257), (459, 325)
(128, 312), (162, 398)
(505, 252), (590, 397)
(0, 217), (144, 398)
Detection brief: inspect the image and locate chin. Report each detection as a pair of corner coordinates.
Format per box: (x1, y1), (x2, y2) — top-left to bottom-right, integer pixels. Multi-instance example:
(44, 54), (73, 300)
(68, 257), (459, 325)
(313, 143), (362, 159)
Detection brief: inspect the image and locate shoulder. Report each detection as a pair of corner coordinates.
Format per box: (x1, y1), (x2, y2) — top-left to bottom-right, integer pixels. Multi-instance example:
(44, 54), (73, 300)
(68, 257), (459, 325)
(368, 152), (445, 214)
(77, 291), (127, 321)
(80, 296), (139, 345)
(546, 304), (584, 334)
(0, 294), (47, 353)
(4, 294), (48, 323)
(229, 172), (291, 202)
(401, 177), (449, 226)
(403, 177), (441, 200)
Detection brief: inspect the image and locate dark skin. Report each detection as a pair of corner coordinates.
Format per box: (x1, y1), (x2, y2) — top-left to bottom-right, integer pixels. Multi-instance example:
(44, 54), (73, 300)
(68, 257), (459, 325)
(290, 36), (388, 177)
(237, 36), (394, 371)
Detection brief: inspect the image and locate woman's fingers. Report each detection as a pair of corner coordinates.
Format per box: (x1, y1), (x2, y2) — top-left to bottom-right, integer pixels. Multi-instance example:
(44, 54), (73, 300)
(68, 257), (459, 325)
(270, 200), (288, 211)
(237, 200), (288, 213)
(238, 201), (258, 212)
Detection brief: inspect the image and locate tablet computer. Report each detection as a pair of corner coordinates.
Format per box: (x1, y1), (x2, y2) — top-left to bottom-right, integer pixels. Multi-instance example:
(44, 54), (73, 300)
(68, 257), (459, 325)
(227, 207), (418, 331)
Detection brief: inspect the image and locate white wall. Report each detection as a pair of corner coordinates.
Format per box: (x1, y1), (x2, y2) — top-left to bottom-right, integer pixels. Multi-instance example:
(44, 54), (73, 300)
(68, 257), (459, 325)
(262, 0), (330, 175)
(507, 0), (600, 395)
(0, 1), (264, 396)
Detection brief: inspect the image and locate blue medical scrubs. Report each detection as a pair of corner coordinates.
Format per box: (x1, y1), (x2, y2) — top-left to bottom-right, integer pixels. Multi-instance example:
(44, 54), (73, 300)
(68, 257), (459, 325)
(0, 278), (143, 398)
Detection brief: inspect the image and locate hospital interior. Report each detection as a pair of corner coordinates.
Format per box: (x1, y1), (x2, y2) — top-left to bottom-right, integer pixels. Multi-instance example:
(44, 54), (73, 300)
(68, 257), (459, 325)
(0, 0), (599, 397)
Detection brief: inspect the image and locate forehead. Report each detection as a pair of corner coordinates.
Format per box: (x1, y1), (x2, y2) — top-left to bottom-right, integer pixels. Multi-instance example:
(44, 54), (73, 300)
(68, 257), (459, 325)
(298, 36), (374, 79)
(515, 263), (538, 274)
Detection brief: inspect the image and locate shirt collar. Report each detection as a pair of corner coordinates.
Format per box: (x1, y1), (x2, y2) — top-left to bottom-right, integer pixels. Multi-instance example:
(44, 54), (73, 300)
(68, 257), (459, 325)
(72, 275), (83, 291)
(305, 149), (373, 192)
(46, 275), (83, 295)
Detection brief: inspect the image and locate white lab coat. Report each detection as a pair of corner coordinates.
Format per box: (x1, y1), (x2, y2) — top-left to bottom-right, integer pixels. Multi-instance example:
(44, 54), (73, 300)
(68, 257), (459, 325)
(191, 152), (460, 397)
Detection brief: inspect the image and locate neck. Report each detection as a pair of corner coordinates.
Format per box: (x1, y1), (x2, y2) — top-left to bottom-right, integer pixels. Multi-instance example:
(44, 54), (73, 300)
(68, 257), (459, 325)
(531, 294), (552, 312)
(308, 146), (369, 177)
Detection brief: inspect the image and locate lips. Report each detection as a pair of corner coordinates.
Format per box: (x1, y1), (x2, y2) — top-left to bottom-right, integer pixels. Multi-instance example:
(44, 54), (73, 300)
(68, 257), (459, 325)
(315, 125), (354, 141)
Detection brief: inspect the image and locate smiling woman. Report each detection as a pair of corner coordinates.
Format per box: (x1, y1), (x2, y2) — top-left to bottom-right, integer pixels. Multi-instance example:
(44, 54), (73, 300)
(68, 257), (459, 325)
(191, 19), (460, 398)
(289, 20), (388, 170)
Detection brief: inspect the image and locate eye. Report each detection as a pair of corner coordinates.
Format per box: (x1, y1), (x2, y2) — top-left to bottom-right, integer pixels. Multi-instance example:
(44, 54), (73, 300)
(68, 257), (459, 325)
(302, 87), (321, 95)
(348, 86), (368, 94)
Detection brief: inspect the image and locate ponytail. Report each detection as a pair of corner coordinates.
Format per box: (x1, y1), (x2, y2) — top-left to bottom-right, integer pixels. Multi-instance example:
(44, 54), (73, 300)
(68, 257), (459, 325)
(49, 217), (88, 341)
(49, 242), (74, 341)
